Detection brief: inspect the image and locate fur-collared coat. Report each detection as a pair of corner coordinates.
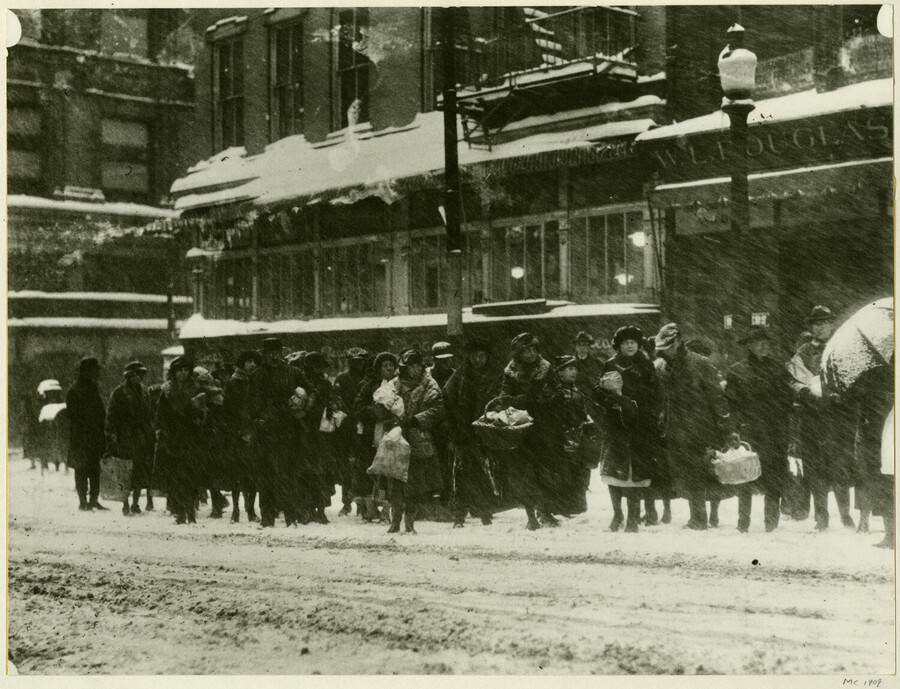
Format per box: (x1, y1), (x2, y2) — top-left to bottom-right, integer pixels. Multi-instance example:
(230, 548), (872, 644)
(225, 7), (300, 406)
(105, 380), (155, 485)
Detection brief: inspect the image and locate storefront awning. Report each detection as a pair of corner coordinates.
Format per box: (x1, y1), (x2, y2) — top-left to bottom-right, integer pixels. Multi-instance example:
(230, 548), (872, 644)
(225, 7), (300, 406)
(649, 157), (893, 209)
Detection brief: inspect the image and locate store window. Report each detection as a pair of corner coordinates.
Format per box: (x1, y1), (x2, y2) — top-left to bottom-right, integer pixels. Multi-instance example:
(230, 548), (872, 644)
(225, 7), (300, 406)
(335, 8), (371, 129)
(409, 231), (483, 309)
(319, 241), (389, 315)
(569, 208), (646, 302)
(213, 38), (245, 151)
(488, 220), (561, 302)
(100, 118), (150, 201)
(270, 20), (304, 141)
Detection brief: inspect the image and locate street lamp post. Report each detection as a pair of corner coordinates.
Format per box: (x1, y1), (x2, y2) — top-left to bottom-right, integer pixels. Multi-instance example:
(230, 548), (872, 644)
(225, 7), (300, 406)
(718, 24), (757, 322)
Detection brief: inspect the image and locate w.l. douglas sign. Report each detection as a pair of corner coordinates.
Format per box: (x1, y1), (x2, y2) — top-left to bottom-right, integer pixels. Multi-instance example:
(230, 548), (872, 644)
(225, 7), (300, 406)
(640, 107), (891, 183)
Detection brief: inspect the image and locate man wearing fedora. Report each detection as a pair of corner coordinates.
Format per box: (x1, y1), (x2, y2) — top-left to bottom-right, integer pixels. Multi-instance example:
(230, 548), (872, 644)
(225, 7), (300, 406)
(67, 357), (108, 511)
(726, 327), (793, 532)
(789, 306), (856, 531)
(572, 331), (604, 399)
(251, 337), (306, 527)
(654, 323), (732, 530)
(106, 361), (156, 516)
(428, 341), (455, 503)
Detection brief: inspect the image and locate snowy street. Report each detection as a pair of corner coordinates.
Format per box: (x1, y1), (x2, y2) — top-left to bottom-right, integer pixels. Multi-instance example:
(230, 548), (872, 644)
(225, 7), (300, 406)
(7, 450), (894, 675)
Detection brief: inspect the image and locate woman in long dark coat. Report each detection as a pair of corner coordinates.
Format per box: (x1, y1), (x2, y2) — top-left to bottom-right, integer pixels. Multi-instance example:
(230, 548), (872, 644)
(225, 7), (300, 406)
(333, 348), (371, 517)
(156, 356), (206, 524)
(601, 326), (663, 528)
(67, 357), (107, 511)
(300, 351), (338, 524)
(223, 351), (261, 522)
(442, 337), (501, 527)
(494, 332), (565, 530)
(551, 356), (593, 517)
(105, 361), (156, 516)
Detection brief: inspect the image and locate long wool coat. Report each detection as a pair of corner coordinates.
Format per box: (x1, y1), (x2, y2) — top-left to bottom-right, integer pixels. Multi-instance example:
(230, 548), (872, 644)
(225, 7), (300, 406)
(105, 380), (155, 485)
(66, 376), (106, 471)
(394, 371), (445, 497)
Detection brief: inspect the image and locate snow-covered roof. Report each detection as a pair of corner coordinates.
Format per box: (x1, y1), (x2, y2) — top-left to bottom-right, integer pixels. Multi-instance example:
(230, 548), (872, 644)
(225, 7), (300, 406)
(172, 108), (661, 213)
(8, 195), (178, 219)
(179, 302), (660, 340)
(8, 317), (181, 330)
(637, 78), (893, 143)
(9, 290), (191, 304)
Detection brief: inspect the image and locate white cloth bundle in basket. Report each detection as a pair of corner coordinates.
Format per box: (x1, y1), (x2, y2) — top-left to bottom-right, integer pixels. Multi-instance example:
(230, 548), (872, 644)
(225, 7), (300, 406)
(712, 441), (761, 485)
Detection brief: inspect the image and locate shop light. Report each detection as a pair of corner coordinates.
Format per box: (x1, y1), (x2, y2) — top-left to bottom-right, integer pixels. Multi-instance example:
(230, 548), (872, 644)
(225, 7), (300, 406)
(614, 272), (634, 286)
(629, 231), (647, 248)
(511, 266), (525, 280)
(718, 24), (757, 103)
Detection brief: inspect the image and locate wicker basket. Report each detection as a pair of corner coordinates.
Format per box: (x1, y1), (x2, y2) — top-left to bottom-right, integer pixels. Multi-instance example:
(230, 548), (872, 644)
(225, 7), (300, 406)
(712, 442), (761, 485)
(100, 455), (134, 501)
(471, 419), (533, 451)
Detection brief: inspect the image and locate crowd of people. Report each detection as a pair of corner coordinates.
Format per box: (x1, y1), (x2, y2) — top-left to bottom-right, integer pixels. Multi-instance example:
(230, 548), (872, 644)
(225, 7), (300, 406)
(47, 305), (893, 547)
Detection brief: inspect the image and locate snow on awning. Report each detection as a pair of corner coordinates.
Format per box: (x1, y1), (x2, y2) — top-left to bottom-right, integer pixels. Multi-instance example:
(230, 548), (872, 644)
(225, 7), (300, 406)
(171, 110), (659, 214)
(179, 302), (660, 341)
(8, 317), (181, 331)
(636, 78), (893, 143)
(8, 194), (178, 220)
(648, 157), (893, 209)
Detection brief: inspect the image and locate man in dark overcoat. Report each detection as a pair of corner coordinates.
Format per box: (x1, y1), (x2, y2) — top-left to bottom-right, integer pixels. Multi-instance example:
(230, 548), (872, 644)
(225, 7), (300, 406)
(442, 337), (501, 527)
(251, 337), (306, 527)
(67, 357), (108, 511)
(789, 305), (856, 531)
(726, 328), (793, 532)
(105, 361), (156, 516)
(654, 324), (732, 530)
(333, 347), (370, 517)
(224, 350), (261, 522)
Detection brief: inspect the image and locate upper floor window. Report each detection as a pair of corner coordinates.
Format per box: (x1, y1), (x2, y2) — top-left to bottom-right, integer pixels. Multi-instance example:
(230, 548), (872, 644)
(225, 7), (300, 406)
(8, 105), (43, 193)
(100, 118), (150, 202)
(100, 10), (149, 58)
(270, 21), (304, 141)
(335, 8), (371, 129)
(213, 38), (245, 151)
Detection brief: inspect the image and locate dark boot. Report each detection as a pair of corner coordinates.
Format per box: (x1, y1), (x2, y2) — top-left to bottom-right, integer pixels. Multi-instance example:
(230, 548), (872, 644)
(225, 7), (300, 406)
(661, 499), (672, 524)
(525, 505), (541, 531)
(388, 506), (402, 534)
(643, 499), (659, 526)
(122, 500), (132, 517)
(708, 499), (720, 528)
(404, 506), (417, 534)
(608, 486), (624, 531)
(624, 496), (640, 533)
(858, 510), (871, 534)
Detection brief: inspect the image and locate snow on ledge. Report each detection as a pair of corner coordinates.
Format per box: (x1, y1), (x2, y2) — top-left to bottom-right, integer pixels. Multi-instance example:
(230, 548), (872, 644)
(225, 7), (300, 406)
(179, 303), (660, 340)
(637, 78), (893, 142)
(8, 195), (178, 219)
(9, 290), (191, 304)
(9, 317), (182, 330)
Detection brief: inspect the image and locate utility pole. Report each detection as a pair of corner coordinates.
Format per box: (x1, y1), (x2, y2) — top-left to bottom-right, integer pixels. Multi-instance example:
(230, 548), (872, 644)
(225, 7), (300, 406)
(441, 6), (464, 341)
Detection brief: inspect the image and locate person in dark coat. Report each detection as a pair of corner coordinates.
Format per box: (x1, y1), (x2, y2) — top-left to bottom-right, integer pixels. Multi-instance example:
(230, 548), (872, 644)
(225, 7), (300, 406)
(572, 331), (604, 405)
(847, 363), (893, 547)
(224, 351), (261, 522)
(387, 349), (445, 534)
(105, 361), (156, 516)
(427, 341), (455, 502)
(600, 326), (662, 529)
(334, 347), (371, 517)
(67, 357), (108, 511)
(726, 327), (793, 532)
(155, 356), (206, 524)
(654, 323), (732, 530)
(552, 355), (593, 517)
(494, 332), (565, 530)
(596, 370), (652, 532)
(251, 338), (306, 527)
(442, 337), (501, 527)
(301, 351), (339, 524)
(354, 352), (400, 522)
(788, 306), (856, 531)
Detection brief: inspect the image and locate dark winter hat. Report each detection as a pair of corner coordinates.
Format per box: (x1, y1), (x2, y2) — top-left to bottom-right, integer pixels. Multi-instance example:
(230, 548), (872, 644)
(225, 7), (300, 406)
(554, 355), (578, 371)
(372, 352), (399, 375)
(738, 326), (774, 345)
(805, 305), (835, 324)
(399, 348), (424, 367)
(79, 357), (100, 375)
(262, 337), (283, 352)
(236, 350), (262, 368)
(465, 336), (492, 354)
(304, 351), (327, 371)
(510, 332), (539, 355)
(346, 347), (369, 360)
(613, 326), (644, 350)
(169, 356), (193, 373)
(123, 360), (148, 376)
(572, 331), (594, 345)
(653, 323), (680, 351)
(431, 341), (454, 359)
